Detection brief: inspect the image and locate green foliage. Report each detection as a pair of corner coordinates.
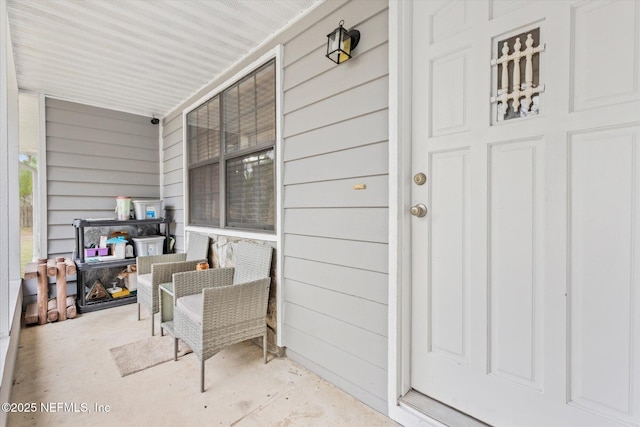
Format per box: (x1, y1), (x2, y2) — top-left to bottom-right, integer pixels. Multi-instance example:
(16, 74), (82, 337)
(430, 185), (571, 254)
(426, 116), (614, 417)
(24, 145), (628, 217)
(20, 167), (32, 200)
(19, 156), (36, 201)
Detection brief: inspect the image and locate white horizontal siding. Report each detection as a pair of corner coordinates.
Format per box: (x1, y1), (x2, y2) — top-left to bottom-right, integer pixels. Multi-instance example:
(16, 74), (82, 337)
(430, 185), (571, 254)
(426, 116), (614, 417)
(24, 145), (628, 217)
(284, 175), (388, 208)
(162, 110), (183, 135)
(285, 279), (387, 337)
(283, 109), (388, 162)
(45, 97), (158, 123)
(284, 141), (388, 185)
(162, 170), (183, 190)
(47, 122), (158, 149)
(47, 150), (158, 174)
(283, 76), (389, 138)
(47, 136), (158, 162)
(163, 138), (183, 162)
(161, 113), (184, 251)
(285, 332), (388, 413)
(284, 257), (388, 305)
(46, 107), (158, 138)
(47, 181), (159, 198)
(47, 165), (159, 186)
(285, 207), (388, 243)
(284, 42), (389, 113)
(46, 98), (160, 258)
(281, 2), (389, 414)
(163, 156), (183, 174)
(285, 303), (387, 369)
(48, 209), (107, 226)
(284, 234), (388, 274)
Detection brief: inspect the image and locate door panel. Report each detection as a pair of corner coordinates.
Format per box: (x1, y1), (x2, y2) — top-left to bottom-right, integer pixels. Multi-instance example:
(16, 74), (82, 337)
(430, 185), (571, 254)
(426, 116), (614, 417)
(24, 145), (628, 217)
(488, 138), (544, 391)
(430, 50), (471, 137)
(568, 125), (640, 424)
(430, 0), (471, 45)
(429, 149), (471, 363)
(570, 1), (640, 111)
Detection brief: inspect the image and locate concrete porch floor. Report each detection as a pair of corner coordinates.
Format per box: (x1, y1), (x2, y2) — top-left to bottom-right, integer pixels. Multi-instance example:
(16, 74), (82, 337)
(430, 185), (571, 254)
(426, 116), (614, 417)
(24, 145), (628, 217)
(9, 303), (398, 426)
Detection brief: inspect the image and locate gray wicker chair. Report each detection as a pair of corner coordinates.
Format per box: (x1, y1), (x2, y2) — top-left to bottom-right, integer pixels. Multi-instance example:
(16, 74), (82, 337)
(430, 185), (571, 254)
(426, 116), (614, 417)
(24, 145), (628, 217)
(171, 242), (273, 392)
(136, 232), (209, 335)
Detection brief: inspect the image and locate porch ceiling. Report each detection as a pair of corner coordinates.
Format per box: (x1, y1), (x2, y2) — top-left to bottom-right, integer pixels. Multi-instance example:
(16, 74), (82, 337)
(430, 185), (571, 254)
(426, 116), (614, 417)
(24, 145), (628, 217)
(6, 0), (320, 118)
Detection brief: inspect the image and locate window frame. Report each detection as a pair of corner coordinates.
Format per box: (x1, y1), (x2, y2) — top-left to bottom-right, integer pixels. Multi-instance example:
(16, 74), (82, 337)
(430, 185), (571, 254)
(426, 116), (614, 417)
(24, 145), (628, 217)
(182, 46), (282, 242)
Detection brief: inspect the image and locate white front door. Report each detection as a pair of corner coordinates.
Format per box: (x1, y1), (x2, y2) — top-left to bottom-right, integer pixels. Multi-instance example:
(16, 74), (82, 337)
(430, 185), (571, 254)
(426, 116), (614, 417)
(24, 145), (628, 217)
(410, 1), (640, 426)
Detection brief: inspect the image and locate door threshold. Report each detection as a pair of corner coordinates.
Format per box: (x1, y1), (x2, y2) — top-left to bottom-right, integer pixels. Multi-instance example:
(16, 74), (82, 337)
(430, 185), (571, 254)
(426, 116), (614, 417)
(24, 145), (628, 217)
(399, 390), (490, 427)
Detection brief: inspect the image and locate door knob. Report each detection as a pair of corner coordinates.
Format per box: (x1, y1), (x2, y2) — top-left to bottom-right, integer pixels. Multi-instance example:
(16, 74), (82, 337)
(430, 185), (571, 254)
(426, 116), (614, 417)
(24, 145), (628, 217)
(410, 204), (428, 217)
(413, 173), (427, 186)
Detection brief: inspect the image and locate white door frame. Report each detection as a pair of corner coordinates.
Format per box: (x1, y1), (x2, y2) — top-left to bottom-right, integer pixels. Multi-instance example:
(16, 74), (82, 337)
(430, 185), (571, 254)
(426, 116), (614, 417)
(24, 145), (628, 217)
(388, 1), (430, 425)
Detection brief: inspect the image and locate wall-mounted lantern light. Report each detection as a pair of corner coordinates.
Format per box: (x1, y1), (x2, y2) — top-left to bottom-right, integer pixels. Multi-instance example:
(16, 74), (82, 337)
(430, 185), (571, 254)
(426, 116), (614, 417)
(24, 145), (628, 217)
(326, 20), (360, 64)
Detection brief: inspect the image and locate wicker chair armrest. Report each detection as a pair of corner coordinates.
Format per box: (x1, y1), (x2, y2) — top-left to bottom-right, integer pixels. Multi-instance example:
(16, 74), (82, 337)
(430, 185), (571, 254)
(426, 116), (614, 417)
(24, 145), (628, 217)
(201, 277), (271, 332)
(172, 268), (235, 301)
(137, 253), (187, 274)
(150, 259), (206, 286)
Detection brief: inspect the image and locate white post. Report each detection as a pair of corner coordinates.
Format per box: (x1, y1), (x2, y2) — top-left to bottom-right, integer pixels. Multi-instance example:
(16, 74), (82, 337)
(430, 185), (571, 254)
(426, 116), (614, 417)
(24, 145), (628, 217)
(0, 6), (8, 338)
(500, 42), (509, 94)
(490, 41), (511, 119)
(510, 37), (522, 113)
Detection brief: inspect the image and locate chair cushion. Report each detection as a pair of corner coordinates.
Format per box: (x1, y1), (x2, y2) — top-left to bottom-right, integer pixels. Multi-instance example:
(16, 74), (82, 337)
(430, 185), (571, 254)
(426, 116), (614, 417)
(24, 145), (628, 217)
(176, 294), (203, 325)
(137, 273), (152, 290)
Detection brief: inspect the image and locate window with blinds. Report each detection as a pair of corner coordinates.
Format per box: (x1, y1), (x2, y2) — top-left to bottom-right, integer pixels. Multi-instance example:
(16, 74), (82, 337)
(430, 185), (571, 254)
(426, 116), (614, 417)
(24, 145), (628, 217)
(187, 59), (276, 231)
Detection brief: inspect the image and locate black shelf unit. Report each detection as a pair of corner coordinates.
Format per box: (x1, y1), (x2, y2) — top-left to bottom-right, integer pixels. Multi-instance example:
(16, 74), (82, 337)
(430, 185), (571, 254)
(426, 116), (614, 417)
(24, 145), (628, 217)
(73, 217), (171, 313)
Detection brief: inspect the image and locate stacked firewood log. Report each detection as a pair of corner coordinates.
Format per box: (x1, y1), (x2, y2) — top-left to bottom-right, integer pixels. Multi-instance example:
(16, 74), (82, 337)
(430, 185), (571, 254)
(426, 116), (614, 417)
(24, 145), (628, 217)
(23, 257), (77, 325)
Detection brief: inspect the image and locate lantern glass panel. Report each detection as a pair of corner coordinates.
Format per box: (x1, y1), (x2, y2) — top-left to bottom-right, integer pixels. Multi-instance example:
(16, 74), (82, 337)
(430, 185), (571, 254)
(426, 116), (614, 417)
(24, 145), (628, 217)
(328, 29), (341, 53)
(339, 35), (352, 63)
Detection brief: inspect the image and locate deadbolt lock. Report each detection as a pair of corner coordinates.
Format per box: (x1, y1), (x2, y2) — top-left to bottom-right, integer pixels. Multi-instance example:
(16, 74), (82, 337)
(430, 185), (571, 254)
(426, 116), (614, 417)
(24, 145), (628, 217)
(413, 173), (427, 186)
(410, 204), (428, 217)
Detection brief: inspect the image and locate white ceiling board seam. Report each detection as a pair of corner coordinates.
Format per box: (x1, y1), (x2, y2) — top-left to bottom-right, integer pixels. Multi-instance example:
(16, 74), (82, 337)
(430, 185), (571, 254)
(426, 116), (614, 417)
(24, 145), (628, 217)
(9, 11), (235, 70)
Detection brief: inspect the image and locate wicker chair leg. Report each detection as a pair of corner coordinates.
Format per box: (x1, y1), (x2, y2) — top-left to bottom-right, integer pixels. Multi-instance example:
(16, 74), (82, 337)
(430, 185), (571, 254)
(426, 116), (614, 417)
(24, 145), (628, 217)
(151, 314), (155, 336)
(174, 338), (178, 361)
(200, 359), (205, 393)
(263, 334), (267, 364)
(137, 303), (140, 320)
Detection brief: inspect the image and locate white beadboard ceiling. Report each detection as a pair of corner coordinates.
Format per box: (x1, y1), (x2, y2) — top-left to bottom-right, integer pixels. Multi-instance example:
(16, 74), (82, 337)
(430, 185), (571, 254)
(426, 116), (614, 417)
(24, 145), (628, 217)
(7, 0), (321, 118)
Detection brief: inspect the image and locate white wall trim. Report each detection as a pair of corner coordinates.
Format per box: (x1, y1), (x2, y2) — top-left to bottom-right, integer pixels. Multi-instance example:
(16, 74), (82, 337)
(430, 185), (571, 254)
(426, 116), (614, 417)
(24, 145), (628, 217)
(387, 0), (411, 408)
(388, 1), (441, 425)
(18, 90), (45, 260)
(184, 225), (278, 243)
(40, 93), (157, 123)
(0, 3), (10, 338)
(0, 280), (23, 427)
(274, 43), (284, 348)
(38, 93), (47, 258)
(158, 119), (164, 201)
(181, 109), (188, 246)
(0, 12), (22, 414)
